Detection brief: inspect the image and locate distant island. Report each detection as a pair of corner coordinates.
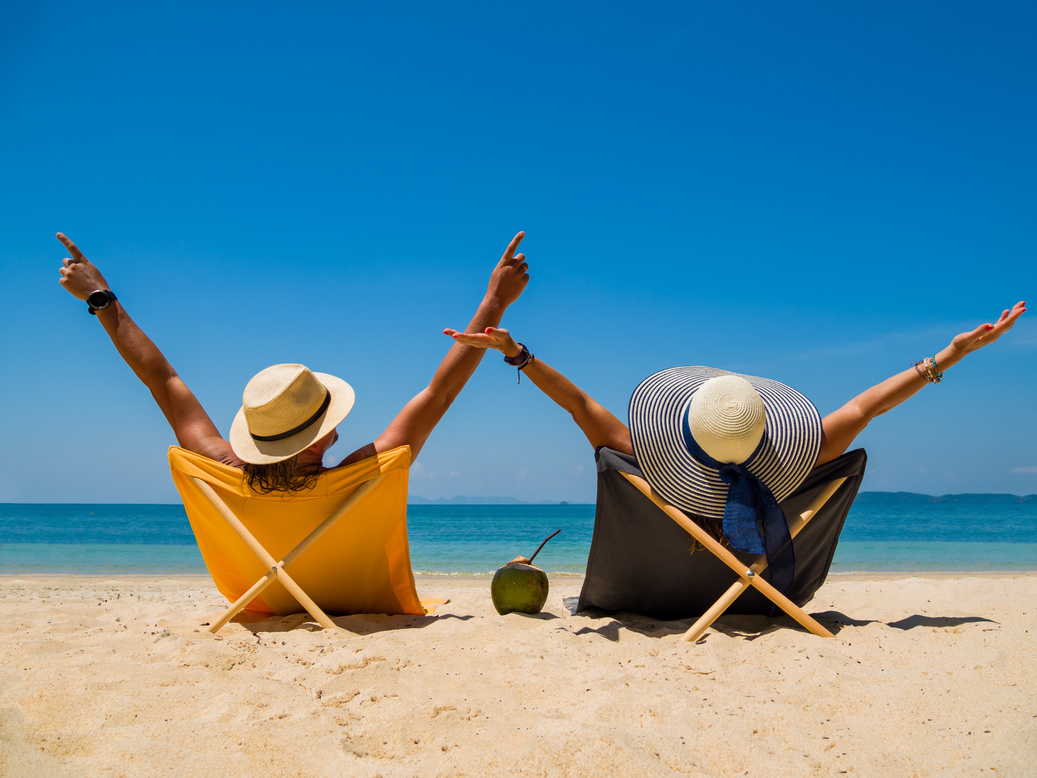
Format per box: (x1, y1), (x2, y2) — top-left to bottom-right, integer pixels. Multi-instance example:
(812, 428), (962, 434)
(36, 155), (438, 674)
(408, 491), (1037, 506)
(855, 492), (1037, 505)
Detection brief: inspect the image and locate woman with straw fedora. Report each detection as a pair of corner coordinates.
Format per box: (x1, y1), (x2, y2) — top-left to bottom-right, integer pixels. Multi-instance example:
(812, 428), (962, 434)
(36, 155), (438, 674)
(446, 299), (1026, 591)
(56, 231), (530, 491)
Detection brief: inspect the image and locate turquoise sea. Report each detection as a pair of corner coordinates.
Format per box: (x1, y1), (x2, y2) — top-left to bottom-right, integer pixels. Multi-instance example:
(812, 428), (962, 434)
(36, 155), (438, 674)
(1, 501), (1036, 576)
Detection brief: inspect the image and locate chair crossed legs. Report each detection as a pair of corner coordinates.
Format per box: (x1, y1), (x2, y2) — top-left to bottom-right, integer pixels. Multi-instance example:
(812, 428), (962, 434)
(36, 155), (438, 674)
(576, 447), (868, 638)
(169, 444), (428, 633)
(194, 475), (384, 633)
(619, 471), (846, 641)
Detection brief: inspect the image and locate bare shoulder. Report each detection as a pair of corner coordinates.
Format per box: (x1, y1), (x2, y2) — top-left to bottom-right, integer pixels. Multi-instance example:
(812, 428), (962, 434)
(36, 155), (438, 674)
(333, 442), (378, 469)
(192, 438), (244, 468)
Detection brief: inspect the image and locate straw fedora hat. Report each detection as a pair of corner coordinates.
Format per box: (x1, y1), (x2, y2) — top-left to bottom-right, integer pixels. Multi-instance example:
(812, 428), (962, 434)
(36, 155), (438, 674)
(230, 364), (355, 465)
(628, 366), (822, 522)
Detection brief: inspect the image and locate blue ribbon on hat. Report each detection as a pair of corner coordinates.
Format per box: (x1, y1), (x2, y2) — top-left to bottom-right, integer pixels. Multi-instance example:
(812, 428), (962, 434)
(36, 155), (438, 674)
(681, 416), (795, 596)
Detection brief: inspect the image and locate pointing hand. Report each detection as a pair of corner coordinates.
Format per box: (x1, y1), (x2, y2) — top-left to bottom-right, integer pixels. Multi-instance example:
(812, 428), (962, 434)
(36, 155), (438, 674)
(56, 233), (111, 302)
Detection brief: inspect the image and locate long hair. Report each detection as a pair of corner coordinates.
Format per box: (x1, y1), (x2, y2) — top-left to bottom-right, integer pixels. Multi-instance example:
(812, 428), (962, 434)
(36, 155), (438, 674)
(691, 515), (732, 553)
(242, 455), (323, 495)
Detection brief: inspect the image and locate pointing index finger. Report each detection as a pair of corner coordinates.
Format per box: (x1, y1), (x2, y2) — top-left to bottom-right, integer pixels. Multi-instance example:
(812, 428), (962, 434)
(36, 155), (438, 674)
(501, 231), (525, 263)
(56, 233), (87, 262)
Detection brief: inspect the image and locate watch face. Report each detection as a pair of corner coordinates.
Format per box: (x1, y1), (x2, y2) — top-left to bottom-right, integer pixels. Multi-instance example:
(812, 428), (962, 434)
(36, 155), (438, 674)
(87, 291), (111, 309)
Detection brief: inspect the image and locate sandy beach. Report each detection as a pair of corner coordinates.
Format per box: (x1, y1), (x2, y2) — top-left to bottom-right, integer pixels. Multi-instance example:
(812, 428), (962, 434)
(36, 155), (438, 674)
(1, 573), (1034, 777)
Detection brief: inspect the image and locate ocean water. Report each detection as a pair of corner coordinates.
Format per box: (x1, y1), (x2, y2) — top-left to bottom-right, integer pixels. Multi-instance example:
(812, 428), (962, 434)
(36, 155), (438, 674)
(1, 502), (1036, 576)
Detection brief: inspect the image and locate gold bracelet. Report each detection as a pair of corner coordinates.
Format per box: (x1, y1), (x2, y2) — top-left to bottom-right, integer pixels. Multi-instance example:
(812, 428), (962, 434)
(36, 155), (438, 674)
(912, 356), (942, 384)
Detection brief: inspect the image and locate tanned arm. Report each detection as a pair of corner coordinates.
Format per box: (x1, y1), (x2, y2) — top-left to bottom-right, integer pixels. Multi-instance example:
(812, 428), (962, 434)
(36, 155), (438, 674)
(443, 326), (633, 455)
(338, 232), (531, 466)
(57, 233), (238, 465)
(816, 301), (1027, 465)
(449, 300), (1026, 464)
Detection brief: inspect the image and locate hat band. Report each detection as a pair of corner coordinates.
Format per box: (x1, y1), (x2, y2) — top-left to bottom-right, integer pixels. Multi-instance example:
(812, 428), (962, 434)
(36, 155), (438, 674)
(249, 389), (331, 442)
(681, 415), (796, 596)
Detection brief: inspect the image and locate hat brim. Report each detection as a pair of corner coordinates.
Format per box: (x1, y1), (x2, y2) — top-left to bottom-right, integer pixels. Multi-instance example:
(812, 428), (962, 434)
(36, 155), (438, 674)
(229, 372), (356, 465)
(628, 366), (821, 520)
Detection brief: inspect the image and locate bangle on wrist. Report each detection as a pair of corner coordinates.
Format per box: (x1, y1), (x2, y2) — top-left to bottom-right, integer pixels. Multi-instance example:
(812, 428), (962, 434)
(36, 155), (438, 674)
(503, 343), (534, 383)
(912, 355), (943, 384)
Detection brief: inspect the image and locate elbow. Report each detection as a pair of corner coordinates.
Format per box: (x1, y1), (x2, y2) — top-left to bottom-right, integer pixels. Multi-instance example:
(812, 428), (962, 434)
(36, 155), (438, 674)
(424, 386), (458, 415)
(846, 399), (878, 426)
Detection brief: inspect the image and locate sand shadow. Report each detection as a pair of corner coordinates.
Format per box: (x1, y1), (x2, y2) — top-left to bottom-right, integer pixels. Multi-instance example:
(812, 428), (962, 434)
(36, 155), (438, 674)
(569, 610), (706, 642)
(500, 610), (561, 622)
(568, 607), (865, 642)
(886, 614), (998, 631)
(212, 610), (472, 636)
(689, 611), (998, 637)
(808, 609), (879, 632)
(664, 612), (855, 642)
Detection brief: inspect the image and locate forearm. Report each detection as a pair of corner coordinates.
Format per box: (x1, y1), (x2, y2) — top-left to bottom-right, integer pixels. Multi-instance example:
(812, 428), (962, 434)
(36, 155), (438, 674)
(519, 358), (593, 418)
(847, 304), (1024, 424)
(518, 356), (632, 453)
(818, 341), (964, 465)
(90, 301), (228, 456)
(426, 294), (509, 405)
(94, 302), (178, 391)
(373, 232), (528, 461)
(56, 234), (231, 458)
(849, 341), (963, 420)
(444, 323), (632, 452)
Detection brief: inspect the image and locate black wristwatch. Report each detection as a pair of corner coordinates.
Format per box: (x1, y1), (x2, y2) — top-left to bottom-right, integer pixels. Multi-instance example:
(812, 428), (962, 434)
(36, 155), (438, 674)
(87, 289), (117, 315)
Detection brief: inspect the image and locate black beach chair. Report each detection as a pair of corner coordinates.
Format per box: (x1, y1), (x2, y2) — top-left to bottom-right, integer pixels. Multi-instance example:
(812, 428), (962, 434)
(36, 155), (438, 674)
(577, 447), (867, 640)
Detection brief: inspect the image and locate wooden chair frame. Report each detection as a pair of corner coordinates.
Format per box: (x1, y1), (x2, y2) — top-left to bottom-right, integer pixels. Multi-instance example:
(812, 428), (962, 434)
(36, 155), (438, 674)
(619, 471), (847, 641)
(193, 474), (384, 633)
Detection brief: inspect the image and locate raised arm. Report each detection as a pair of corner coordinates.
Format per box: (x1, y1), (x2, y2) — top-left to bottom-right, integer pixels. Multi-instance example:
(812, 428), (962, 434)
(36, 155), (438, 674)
(443, 327), (633, 454)
(56, 233), (237, 464)
(346, 232), (530, 465)
(817, 301), (1027, 465)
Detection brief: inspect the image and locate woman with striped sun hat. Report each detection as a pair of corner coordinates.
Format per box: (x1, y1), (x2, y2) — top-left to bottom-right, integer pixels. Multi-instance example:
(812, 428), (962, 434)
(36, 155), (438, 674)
(446, 300), (1026, 593)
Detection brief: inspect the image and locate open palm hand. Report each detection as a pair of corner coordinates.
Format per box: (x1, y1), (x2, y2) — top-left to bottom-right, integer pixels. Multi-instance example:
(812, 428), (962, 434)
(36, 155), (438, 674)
(951, 301), (1026, 355)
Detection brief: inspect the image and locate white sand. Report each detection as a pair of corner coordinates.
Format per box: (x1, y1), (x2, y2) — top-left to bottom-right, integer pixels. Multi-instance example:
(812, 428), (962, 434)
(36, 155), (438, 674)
(1, 573), (1034, 776)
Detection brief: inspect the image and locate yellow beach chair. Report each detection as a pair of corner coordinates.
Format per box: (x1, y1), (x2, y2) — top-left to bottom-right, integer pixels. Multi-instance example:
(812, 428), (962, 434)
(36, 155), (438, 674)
(169, 445), (429, 633)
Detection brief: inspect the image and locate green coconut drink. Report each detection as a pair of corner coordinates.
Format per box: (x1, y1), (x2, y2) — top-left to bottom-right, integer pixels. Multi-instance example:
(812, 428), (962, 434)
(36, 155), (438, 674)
(490, 530), (560, 615)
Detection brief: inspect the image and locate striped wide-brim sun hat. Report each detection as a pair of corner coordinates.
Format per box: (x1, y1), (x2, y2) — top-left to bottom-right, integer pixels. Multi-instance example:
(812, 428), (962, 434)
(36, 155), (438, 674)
(628, 366), (822, 521)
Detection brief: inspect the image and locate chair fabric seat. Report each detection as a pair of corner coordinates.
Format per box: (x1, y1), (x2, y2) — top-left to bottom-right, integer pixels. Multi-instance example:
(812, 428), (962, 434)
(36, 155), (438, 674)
(577, 447), (867, 620)
(169, 445), (424, 617)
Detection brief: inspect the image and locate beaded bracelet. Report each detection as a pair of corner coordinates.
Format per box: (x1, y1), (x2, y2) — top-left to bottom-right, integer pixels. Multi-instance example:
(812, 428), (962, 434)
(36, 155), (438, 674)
(913, 355), (943, 384)
(504, 343), (534, 383)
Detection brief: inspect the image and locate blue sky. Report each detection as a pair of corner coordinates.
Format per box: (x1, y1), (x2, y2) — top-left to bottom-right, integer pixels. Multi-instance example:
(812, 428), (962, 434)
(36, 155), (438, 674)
(2, 1), (1034, 503)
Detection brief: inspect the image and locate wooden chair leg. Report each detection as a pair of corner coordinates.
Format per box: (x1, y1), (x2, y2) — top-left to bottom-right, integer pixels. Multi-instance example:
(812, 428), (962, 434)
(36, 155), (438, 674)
(209, 569), (279, 633)
(679, 476), (847, 641)
(682, 579), (751, 642)
(268, 563), (338, 630)
(619, 472), (843, 639)
(192, 476), (384, 632)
